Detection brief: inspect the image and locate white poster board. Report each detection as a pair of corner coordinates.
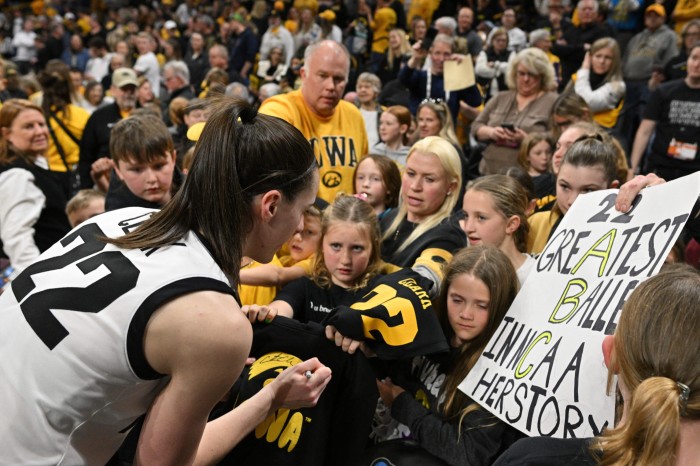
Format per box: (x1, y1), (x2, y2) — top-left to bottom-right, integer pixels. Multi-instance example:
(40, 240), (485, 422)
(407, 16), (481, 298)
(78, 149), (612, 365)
(459, 172), (700, 438)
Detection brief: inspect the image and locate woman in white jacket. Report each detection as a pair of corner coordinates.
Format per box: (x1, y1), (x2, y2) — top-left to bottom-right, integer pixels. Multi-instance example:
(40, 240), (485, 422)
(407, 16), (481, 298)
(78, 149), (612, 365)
(475, 28), (515, 102)
(571, 37), (626, 129)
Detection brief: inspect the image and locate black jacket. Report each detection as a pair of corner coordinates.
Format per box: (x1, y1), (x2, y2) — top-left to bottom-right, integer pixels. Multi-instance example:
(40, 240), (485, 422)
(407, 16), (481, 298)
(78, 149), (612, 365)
(78, 102), (123, 189)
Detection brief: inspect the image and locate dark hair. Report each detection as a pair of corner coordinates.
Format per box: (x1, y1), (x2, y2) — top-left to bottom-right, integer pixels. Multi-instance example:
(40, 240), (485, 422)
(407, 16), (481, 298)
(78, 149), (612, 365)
(500, 165), (536, 201)
(184, 98), (208, 115)
(109, 114), (174, 164)
(38, 60), (74, 117)
(354, 154), (402, 209)
(38, 71), (72, 118)
(562, 136), (618, 185)
(437, 246), (518, 423)
(106, 98), (317, 278)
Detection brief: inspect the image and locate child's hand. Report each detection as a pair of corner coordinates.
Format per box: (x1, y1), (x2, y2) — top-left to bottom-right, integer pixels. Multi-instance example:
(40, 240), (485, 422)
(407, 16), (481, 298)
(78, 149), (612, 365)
(90, 157), (113, 193)
(242, 304), (277, 324)
(376, 377), (405, 408)
(615, 173), (665, 213)
(325, 325), (363, 354)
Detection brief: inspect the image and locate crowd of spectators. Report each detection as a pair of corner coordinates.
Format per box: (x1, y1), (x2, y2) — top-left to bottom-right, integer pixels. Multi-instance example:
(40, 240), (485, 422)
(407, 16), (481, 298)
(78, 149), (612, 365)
(0, 0), (699, 464)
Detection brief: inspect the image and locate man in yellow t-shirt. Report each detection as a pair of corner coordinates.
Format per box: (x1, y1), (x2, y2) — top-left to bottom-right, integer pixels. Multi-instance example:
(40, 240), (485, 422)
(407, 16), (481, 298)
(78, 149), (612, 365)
(260, 40), (368, 202)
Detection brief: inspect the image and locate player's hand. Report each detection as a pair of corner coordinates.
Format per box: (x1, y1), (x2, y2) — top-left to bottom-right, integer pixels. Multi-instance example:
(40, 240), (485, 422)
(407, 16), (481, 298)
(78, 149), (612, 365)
(265, 358), (332, 412)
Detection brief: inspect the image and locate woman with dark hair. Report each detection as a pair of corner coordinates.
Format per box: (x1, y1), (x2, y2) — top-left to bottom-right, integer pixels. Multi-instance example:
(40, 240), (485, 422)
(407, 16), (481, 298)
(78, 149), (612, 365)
(0, 98), (331, 465)
(37, 63), (90, 177)
(0, 99), (72, 276)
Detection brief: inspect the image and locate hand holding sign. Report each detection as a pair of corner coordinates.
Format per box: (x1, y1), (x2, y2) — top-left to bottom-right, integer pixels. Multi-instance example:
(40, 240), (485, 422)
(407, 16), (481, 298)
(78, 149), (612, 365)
(460, 172), (700, 439)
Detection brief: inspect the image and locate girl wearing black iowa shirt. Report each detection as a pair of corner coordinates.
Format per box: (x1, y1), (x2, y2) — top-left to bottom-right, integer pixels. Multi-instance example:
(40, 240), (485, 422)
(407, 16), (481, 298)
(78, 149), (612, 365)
(372, 246), (524, 466)
(244, 194), (383, 324)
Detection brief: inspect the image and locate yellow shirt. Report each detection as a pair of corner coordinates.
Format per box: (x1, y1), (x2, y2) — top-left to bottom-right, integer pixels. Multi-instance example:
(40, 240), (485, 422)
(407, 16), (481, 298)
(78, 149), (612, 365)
(673, 0), (700, 33)
(260, 90), (369, 202)
(527, 210), (562, 254)
(46, 104), (90, 172)
(238, 255), (284, 306)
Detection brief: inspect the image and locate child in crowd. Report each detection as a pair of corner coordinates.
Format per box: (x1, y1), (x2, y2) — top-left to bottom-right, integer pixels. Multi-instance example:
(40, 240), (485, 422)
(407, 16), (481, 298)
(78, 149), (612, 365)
(244, 194), (383, 324)
(238, 201), (325, 291)
(461, 175), (534, 284)
(106, 114), (181, 211)
(283, 203), (323, 267)
(371, 246), (523, 465)
(354, 154), (401, 220)
(65, 189), (105, 228)
(518, 132), (555, 200)
(355, 72), (384, 150)
(528, 135), (619, 254)
(374, 105), (412, 167)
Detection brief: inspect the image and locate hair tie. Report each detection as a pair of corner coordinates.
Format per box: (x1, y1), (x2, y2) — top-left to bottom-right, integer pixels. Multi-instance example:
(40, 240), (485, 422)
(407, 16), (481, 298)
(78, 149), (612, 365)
(677, 381), (690, 415)
(238, 105), (257, 124)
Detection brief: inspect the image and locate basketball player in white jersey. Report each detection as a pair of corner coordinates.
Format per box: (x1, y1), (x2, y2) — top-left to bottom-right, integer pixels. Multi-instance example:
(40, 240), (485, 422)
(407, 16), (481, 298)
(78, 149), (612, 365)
(0, 98), (332, 465)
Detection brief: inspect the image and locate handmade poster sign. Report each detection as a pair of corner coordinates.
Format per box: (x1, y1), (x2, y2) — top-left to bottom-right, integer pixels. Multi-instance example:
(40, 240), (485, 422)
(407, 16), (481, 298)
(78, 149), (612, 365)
(459, 172), (700, 438)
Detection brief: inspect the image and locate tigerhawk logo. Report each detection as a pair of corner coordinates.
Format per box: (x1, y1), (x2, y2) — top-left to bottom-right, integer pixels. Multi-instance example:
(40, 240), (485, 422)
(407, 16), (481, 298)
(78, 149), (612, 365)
(249, 352), (311, 452)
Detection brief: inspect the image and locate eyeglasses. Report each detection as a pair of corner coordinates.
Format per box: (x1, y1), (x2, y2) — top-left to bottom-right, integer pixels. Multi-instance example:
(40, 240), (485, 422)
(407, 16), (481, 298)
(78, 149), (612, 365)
(683, 31), (700, 37)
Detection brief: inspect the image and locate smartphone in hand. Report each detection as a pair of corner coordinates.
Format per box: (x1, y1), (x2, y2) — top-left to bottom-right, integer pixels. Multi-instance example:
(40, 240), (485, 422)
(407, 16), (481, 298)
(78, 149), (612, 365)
(421, 27), (439, 51)
(501, 124), (516, 132)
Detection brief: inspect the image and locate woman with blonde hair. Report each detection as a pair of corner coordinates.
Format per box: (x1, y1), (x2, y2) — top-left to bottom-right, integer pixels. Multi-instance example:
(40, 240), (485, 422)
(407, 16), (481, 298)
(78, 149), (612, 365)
(472, 47), (559, 175)
(495, 266), (700, 465)
(381, 136), (466, 289)
(570, 37), (625, 129)
(376, 28), (412, 84)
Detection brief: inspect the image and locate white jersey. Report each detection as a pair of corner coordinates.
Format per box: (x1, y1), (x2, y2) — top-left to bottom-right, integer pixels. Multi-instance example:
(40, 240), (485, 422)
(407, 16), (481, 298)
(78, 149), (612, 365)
(0, 208), (235, 465)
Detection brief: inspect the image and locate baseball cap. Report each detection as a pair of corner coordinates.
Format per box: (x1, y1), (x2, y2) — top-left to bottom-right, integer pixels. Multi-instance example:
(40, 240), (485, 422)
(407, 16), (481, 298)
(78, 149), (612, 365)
(645, 4), (666, 16)
(112, 68), (139, 88)
(319, 9), (336, 22)
(187, 121), (206, 141)
(229, 12), (246, 23)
